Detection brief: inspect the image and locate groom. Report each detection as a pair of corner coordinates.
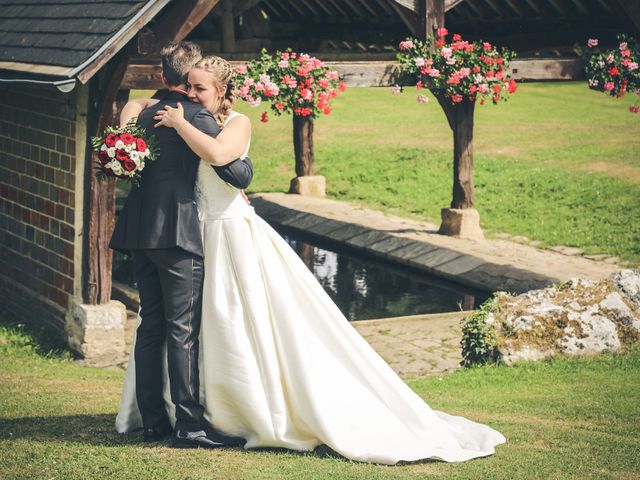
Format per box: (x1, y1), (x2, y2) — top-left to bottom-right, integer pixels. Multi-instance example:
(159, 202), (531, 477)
(110, 41), (250, 448)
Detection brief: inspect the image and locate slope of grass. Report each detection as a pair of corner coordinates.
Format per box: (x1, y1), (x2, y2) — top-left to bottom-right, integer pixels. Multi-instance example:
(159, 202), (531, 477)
(1, 320), (639, 479)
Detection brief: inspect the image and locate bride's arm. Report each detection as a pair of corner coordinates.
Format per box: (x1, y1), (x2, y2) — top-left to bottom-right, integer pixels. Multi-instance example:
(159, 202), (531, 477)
(153, 103), (251, 166)
(119, 98), (160, 127)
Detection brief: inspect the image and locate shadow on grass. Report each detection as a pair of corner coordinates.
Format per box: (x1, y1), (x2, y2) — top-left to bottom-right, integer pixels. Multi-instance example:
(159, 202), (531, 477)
(0, 414), (441, 464)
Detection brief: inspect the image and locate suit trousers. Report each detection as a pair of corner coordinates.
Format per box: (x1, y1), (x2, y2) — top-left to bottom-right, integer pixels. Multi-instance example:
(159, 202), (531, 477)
(132, 247), (205, 431)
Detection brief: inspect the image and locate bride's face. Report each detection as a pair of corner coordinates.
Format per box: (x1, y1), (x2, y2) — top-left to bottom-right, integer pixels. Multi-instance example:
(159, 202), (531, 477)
(186, 68), (225, 112)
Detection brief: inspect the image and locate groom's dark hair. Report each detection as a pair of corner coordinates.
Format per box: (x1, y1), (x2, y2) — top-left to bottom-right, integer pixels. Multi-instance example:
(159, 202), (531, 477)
(160, 41), (202, 87)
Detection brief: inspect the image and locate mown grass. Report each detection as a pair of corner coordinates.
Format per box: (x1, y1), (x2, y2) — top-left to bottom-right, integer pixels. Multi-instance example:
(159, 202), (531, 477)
(132, 82), (640, 263)
(1, 319), (639, 479)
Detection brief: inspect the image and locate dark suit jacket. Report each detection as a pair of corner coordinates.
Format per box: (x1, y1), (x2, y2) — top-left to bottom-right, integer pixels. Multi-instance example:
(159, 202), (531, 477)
(109, 91), (252, 257)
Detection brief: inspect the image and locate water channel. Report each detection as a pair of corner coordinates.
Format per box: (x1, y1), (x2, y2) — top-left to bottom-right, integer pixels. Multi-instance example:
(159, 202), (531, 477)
(113, 224), (490, 321)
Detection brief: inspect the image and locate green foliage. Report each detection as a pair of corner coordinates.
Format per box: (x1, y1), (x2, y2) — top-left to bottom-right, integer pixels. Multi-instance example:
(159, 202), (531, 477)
(460, 296), (501, 367)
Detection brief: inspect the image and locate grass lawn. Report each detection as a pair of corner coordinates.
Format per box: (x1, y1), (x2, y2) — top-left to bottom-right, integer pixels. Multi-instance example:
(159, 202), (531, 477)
(137, 81), (640, 264)
(1, 320), (639, 480)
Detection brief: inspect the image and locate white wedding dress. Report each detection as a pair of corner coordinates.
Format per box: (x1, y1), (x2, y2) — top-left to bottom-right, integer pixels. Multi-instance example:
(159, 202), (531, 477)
(116, 112), (506, 464)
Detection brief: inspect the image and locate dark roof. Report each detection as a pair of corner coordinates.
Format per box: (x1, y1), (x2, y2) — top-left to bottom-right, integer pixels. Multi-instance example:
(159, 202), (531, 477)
(0, 0), (170, 85)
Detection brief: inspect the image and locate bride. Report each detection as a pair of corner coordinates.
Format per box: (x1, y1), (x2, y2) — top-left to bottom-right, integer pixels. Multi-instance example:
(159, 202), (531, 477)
(115, 55), (506, 464)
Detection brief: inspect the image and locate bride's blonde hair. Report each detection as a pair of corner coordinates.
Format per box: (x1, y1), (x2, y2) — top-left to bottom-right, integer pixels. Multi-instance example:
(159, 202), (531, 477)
(193, 55), (237, 128)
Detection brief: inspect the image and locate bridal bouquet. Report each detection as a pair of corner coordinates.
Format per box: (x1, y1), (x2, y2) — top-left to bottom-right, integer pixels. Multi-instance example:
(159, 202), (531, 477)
(578, 34), (639, 113)
(396, 29), (517, 105)
(234, 48), (346, 122)
(91, 123), (158, 185)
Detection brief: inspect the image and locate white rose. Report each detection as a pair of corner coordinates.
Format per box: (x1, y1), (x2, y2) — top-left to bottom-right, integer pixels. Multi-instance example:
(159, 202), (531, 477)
(115, 140), (125, 149)
(100, 144), (108, 151)
(129, 150), (140, 162)
(107, 147), (116, 158)
(124, 143), (134, 153)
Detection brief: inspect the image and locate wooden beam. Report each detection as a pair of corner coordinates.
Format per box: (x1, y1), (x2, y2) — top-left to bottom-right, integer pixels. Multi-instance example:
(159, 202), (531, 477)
(286, 0), (310, 17)
(389, 0), (418, 36)
(123, 57), (583, 90)
(393, 0), (417, 12)
(220, 0), (237, 52)
(445, 0), (466, 11)
(233, 0), (264, 17)
(503, 0), (524, 16)
(483, 0), (503, 17)
(342, 0), (366, 17)
(545, 0), (565, 16)
(299, 0), (322, 16)
(522, 0), (542, 14)
(355, 0), (379, 16)
(145, 0), (220, 55)
(617, 0), (640, 30)
(593, 0), (612, 14)
(311, 0), (336, 16)
(463, 0), (484, 17)
(326, 0), (350, 17)
(569, 0), (589, 15)
(373, 0), (395, 16)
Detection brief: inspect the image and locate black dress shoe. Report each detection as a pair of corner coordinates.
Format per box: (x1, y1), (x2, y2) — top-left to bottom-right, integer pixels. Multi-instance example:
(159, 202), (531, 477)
(172, 429), (225, 449)
(142, 422), (172, 443)
(204, 425), (246, 447)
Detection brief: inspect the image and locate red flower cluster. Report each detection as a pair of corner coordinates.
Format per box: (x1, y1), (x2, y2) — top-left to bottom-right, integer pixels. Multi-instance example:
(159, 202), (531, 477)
(397, 31), (517, 105)
(235, 49), (345, 122)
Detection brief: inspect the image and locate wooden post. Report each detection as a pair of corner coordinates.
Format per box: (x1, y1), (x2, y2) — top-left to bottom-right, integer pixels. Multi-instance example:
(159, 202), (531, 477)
(416, 0), (445, 42)
(221, 0), (236, 53)
(83, 53), (130, 305)
(293, 115), (315, 176)
(435, 94), (475, 209)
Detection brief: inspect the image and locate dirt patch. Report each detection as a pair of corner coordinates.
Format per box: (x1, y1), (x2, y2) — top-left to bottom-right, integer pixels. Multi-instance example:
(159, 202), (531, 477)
(582, 161), (640, 184)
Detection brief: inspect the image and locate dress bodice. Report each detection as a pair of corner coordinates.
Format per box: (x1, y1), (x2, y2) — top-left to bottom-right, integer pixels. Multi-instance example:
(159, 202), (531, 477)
(195, 112), (253, 221)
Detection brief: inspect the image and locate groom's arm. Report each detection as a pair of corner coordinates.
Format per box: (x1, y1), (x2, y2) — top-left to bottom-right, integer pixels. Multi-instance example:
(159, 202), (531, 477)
(191, 109), (253, 190)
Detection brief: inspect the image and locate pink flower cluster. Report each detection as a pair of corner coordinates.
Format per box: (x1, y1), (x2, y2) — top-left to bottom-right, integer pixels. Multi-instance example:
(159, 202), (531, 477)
(581, 35), (640, 112)
(397, 31), (517, 105)
(235, 49), (344, 121)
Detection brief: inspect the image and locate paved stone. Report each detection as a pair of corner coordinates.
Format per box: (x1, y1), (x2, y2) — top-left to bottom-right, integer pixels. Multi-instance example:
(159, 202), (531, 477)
(281, 212), (327, 230)
(353, 311), (467, 379)
(388, 240), (440, 261)
(410, 248), (463, 270)
(434, 254), (488, 276)
(324, 223), (370, 242)
(346, 230), (392, 248)
(306, 219), (345, 236)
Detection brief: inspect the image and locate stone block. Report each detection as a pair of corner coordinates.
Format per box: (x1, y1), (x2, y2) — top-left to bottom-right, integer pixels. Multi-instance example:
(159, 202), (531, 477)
(65, 299), (126, 367)
(289, 175), (326, 197)
(438, 208), (484, 240)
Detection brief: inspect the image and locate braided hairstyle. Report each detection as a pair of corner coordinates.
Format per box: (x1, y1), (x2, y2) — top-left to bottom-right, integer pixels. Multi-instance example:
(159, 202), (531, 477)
(193, 55), (237, 128)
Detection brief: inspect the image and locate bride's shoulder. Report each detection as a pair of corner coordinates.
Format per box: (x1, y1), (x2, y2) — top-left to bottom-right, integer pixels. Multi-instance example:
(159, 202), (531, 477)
(224, 111), (251, 127)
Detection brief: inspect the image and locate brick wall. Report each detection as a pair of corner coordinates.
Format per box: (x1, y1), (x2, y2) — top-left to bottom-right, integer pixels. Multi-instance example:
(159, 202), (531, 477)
(0, 84), (85, 334)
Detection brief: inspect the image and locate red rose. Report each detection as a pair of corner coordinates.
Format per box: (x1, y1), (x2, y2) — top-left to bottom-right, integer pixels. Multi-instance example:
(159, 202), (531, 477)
(120, 133), (135, 144)
(492, 84), (502, 93)
(115, 149), (129, 161)
(122, 158), (137, 172)
(608, 67), (619, 76)
(135, 138), (147, 151)
(473, 66), (480, 73)
(436, 27), (448, 38)
(98, 150), (110, 164)
(507, 79), (518, 94)
(453, 33), (462, 41)
(339, 81), (347, 92)
(435, 39), (445, 48)
(260, 111), (269, 123)
(105, 133), (118, 147)
(323, 106), (332, 115)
